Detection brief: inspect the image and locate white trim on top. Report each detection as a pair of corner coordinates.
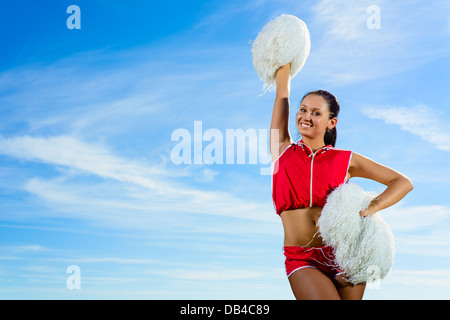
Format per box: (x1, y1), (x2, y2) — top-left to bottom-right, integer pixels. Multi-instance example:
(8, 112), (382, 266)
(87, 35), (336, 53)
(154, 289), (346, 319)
(344, 151), (353, 183)
(271, 143), (294, 164)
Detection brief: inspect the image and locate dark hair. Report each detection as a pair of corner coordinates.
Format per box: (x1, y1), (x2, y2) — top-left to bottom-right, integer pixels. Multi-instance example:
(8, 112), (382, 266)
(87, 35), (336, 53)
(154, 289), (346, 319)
(300, 90), (340, 147)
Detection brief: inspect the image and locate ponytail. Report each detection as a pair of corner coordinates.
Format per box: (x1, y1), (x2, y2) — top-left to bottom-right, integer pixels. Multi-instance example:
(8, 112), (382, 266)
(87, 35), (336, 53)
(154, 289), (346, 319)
(324, 127), (337, 147)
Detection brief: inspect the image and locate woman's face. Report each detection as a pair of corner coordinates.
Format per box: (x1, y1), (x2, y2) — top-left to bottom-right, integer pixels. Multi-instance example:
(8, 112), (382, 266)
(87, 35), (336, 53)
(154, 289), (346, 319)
(296, 94), (337, 141)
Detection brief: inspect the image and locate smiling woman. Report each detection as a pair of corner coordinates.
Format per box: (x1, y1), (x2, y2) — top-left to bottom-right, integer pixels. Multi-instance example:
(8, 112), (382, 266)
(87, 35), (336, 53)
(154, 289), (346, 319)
(297, 90), (339, 148)
(269, 62), (414, 300)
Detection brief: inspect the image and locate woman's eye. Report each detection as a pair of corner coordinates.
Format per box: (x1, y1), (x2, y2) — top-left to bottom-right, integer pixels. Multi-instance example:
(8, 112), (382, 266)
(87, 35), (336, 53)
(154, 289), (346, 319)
(313, 112), (321, 116)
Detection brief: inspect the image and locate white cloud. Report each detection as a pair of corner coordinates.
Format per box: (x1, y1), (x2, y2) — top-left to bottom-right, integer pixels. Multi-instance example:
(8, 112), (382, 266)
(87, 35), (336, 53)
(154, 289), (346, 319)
(195, 168), (219, 183)
(0, 135), (164, 189)
(153, 266), (265, 281)
(363, 105), (450, 152)
(306, 0), (450, 84)
(386, 269), (450, 288)
(23, 176), (278, 230)
(382, 204), (450, 232)
(45, 257), (158, 265)
(312, 0), (369, 42)
(0, 135), (277, 226)
(7, 245), (48, 252)
(394, 234), (450, 258)
(379, 203), (450, 260)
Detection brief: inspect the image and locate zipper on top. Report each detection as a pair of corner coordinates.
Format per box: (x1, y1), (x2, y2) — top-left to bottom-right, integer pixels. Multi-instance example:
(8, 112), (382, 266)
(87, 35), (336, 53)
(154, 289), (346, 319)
(301, 143), (330, 207)
(309, 151), (315, 207)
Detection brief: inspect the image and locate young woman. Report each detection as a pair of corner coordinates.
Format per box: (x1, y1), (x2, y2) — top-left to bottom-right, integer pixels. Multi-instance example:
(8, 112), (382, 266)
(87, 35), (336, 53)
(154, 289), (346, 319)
(270, 63), (414, 300)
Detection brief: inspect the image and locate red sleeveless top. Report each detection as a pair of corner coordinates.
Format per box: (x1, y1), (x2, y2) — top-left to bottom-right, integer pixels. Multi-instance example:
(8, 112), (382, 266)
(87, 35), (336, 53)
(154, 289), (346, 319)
(271, 140), (352, 215)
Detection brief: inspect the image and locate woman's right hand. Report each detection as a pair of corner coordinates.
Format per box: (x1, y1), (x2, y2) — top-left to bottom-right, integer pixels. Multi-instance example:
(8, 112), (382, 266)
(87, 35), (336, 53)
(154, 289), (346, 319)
(275, 63), (291, 99)
(277, 63), (291, 73)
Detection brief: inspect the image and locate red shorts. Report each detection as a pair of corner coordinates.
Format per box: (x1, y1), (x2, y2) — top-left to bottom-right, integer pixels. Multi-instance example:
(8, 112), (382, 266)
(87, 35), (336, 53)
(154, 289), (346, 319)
(284, 246), (344, 278)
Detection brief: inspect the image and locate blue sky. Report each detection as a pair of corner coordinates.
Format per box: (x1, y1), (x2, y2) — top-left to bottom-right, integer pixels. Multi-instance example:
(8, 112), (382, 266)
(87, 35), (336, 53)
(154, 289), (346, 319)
(0, 0), (449, 299)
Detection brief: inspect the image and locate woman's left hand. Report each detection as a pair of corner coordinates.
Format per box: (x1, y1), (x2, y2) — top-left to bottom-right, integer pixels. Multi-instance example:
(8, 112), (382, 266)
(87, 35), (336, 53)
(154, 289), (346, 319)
(359, 208), (374, 217)
(359, 200), (379, 217)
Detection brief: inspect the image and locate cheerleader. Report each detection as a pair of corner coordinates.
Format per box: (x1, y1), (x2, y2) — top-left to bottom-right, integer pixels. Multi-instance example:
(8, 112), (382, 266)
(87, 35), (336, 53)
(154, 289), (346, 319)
(270, 63), (413, 300)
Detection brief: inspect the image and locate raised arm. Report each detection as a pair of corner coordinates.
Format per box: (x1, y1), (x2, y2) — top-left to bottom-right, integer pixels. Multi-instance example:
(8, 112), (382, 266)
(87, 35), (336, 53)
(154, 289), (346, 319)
(270, 63), (293, 161)
(348, 152), (414, 216)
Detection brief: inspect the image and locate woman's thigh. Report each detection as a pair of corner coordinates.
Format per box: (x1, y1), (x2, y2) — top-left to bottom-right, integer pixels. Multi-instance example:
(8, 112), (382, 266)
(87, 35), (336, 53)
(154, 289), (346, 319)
(288, 267), (341, 300)
(333, 275), (366, 300)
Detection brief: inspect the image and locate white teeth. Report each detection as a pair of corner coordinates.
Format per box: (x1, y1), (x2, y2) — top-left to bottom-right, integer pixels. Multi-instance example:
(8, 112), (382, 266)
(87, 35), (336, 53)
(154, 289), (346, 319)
(301, 123), (311, 128)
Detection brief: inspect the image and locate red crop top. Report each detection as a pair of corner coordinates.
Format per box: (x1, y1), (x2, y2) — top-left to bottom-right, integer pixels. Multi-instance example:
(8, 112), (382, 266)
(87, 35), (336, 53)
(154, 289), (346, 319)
(271, 140), (352, 215)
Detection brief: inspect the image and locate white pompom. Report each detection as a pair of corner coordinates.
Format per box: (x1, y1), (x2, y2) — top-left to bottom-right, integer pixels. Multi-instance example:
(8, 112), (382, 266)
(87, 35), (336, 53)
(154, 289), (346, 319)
(251, 14), (311, 91)
(318, 183), (395, 285)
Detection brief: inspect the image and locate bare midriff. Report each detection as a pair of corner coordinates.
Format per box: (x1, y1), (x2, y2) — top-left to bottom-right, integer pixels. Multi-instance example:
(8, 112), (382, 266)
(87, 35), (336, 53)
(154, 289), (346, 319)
(280, 207), (324, 247)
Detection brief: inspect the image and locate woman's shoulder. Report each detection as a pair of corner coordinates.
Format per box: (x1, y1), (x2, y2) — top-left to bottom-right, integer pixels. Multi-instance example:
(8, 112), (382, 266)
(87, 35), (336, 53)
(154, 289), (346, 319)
(330, 146), (353, 156)
(326, 147), (353, 164)
(330, 144), (352, 152)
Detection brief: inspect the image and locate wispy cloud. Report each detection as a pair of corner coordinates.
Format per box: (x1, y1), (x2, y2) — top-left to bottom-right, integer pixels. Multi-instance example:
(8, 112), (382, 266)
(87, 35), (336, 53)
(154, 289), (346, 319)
(387, 269), (450, 289)
(305, 0), (450, 84)
(0, 135), (164, 188)
(153, 266), (266, 281)
(0, 17), (279, 235)
(362, 104), (450, 152)
(45, 257), (158, 265)
(379, 203), (450, 263)
(0, 134), (276, 228)
(5, 245), (48, 252)
(382, 204), (450, 232)
(394, 234), (450, 258)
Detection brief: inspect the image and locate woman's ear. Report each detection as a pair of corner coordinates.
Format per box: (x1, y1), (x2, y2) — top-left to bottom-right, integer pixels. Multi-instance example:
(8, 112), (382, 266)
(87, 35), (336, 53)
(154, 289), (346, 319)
(327, 118), (338, 130)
